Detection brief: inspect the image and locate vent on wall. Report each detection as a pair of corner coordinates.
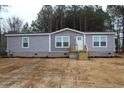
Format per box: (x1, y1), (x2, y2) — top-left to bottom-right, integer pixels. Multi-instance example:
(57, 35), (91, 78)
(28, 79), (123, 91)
(108, 52), (111, 55)
(34, 53), (38, 55)
(64, 53), (67, 55)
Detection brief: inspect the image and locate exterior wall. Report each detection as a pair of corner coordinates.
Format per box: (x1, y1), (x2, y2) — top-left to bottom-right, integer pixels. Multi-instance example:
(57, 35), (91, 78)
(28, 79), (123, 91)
(88, 51), (115, 57)
(6, 29), (115, 57)
(51, 29), (83, 51)
(11, 52), (69, 58)
(85, 34), (115, 57)
(7, 35), (49, 55)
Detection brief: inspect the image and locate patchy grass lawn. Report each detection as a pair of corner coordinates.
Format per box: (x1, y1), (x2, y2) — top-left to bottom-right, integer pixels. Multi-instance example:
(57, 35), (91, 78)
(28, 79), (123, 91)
(0, 55), (124, 88)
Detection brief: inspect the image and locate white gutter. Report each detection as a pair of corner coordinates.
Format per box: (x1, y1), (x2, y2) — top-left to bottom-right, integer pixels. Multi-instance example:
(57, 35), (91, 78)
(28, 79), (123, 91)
(5, 33), (50, 36)
(84, 32), (116, 35)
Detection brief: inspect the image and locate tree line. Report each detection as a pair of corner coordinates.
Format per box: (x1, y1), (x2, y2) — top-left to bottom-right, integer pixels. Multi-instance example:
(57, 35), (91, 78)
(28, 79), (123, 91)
(6, 5), (111, 33)
(107, 5), (124, 52)
(30, 5), (111, 33)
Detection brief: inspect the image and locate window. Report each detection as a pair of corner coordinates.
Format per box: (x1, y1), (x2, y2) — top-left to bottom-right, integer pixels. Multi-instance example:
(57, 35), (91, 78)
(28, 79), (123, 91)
(93, 36), (99, 46)
(101, 37), (106, 46)
(93, 36), (107, 47)
(55, 36), (70, 48)
(63, 37), (69, 47)
(77, 37), (81, 40)
(56, 36), (62, 47)
(22, 37), (29, 48)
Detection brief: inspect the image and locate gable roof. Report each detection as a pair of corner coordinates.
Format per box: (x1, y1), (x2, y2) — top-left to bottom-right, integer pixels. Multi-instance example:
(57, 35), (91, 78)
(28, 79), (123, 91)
(51, 28), (84, 34)
(5, 28), (115, 36)
(51, 28), (115, 35)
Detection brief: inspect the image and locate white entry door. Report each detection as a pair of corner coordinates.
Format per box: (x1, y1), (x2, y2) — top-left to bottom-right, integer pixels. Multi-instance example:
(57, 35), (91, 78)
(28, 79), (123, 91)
(76, 36), (83, 51)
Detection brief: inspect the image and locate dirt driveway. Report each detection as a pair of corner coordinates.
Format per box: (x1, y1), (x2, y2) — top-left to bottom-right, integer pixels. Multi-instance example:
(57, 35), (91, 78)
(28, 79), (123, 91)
(0, 56), (124, 88)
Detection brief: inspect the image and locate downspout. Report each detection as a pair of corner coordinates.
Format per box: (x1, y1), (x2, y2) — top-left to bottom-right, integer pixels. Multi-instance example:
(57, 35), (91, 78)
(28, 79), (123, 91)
(84, 33), (86, 45)
(84, 33), (88, 51)
(49, 34), (51, 52)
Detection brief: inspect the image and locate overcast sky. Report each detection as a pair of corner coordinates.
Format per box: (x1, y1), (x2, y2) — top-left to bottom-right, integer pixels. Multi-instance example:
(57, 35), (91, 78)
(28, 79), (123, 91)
(1, 4), (42, 24)
(1, 0), (124, 25)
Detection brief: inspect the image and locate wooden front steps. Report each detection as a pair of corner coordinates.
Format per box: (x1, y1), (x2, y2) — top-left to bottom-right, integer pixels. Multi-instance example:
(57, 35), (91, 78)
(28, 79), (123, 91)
(69, 45), (89, 60)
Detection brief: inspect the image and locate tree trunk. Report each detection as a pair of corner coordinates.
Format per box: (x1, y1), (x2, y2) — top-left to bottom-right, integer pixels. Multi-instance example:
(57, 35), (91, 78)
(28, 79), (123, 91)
(117, 19), (121, 52)
(56, 20), (58, 30)
(49, 14), (52, 32)
(60, 14), (63, 29)
(122, 16), (124, 52)
(84, 15), (87, 32)
(116, 30), (119, 53)
(73, 15), (76, 29)
(79, 15), (82, 31)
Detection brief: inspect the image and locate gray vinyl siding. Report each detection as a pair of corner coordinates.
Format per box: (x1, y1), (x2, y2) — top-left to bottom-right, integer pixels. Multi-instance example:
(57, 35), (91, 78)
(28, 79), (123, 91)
(51, 30), (83, 51)
(6, 28), (115, 57)
(7, 35), (49, 53)
(11, 52), (69, 57)
(86, 34), (115, 52)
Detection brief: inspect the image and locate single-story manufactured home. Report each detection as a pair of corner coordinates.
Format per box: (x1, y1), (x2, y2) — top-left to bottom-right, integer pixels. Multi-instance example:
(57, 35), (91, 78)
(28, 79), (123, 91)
(5, 28), (116, 57)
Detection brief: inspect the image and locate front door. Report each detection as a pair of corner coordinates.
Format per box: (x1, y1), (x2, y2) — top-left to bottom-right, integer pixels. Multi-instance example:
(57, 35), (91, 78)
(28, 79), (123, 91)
(76, 36), (83, 51)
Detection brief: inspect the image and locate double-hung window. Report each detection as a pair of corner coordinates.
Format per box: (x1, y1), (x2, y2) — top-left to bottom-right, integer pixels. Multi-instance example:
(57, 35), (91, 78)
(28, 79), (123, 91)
(101, 36), (107, 46)
(93, 36), (100, 46)
(63, 36), (69, 47)
(22, 37), (29, 48)
(56, 36), (62, 47)
(55, 36), (70, 48)
(93, 36), (107, 47)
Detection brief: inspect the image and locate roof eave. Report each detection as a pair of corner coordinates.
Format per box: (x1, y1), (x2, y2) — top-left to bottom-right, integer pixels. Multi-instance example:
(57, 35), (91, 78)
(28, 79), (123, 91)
(51, 28), (84, 34)
(84, 32), (116, 35)
(5, 33), (50, 36)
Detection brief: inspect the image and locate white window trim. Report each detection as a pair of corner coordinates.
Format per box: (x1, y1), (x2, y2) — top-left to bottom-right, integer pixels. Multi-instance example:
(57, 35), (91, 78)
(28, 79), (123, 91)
(63, 36), (70, 48)
(22, 37), (29, 48)
(92, 36), (100, 47)
(55, 36), (62, 48)
(55, 36), (70, 48)
(92, 35), (107, 48)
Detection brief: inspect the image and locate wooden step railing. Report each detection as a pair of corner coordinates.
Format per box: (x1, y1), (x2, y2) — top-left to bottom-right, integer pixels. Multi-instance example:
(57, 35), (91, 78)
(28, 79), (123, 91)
(69, 44), (78, 53)
(69, 44), (89, 60)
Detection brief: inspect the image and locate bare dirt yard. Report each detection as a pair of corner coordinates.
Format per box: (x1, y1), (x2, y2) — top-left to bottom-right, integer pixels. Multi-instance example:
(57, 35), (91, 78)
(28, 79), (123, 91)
(0, 54), (124, 88)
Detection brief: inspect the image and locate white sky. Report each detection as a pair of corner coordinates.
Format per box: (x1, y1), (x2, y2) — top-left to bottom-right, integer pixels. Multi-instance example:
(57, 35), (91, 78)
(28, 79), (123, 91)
(0, 4), (43, 25)
(1, 0), (124, 25)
